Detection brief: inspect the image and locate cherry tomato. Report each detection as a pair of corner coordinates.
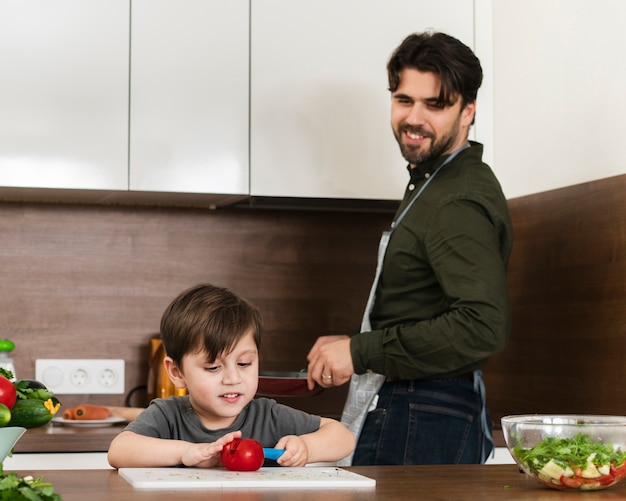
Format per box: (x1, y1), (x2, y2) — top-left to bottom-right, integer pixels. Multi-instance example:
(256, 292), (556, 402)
(221, 438), (264, 472)
(0, 376), (17, 409)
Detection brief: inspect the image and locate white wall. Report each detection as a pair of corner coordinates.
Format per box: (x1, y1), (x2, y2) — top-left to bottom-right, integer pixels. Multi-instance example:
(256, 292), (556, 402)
(491, 0), (626, 199)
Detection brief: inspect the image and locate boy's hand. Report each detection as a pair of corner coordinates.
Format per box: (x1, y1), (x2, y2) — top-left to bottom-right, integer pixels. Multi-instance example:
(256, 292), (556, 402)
(181, 430), (242, 468)
(274, 435), (309, 467)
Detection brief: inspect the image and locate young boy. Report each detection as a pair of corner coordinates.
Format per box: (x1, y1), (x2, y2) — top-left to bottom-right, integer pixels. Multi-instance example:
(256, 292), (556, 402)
(107, 284), (355, 468)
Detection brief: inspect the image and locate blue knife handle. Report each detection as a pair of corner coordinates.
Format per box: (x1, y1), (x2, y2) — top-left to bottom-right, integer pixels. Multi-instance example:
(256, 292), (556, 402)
(263, 448), (285, 460)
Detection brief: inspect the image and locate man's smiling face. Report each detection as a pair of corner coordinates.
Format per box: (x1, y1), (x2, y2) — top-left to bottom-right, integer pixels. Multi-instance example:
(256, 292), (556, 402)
(391, 68), (475, 167)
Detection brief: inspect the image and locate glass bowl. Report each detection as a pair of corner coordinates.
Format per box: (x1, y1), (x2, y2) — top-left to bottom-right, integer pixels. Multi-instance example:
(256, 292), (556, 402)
(501, 415), (626, 491)
(0, 427), (26, 463)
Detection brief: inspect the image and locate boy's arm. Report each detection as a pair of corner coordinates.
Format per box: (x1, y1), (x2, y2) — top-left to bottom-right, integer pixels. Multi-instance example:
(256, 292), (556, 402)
(276, 417), (355, 466)
(305, 417), (356, 463)
(107, 429), (241, 468)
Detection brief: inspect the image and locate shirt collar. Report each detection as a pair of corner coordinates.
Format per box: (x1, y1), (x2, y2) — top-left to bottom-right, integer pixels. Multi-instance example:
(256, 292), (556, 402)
(407, 141), (476, 182)
(408, 156), (442, 183)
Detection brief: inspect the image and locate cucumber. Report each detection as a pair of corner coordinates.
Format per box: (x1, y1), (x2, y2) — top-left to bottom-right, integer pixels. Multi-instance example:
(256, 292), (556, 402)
(8, 398), (55, 429)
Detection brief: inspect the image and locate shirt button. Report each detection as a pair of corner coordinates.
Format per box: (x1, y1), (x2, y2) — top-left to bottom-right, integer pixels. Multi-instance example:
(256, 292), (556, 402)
(425, 173), (431, 179)
(408, 184), (415, 191)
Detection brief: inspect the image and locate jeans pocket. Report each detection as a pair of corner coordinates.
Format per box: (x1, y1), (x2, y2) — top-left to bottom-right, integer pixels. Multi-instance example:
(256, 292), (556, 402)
(406, 402), (478, 464)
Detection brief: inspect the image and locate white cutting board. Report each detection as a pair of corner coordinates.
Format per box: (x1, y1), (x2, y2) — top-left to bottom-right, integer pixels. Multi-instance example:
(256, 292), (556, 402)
(119, 466), (376, 490)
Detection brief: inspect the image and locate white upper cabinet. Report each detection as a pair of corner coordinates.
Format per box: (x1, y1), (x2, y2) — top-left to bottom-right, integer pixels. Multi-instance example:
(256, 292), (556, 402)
(250, 0), (475, 200)
(0, 0), (485, 203)
(492, 0), (626, 198)
(129, 0), (249, 195)
(0, 0), (129, 190)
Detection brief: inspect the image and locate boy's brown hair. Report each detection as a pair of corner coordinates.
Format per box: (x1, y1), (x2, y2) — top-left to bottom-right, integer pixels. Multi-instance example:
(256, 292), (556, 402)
(160, 284), (262, 369)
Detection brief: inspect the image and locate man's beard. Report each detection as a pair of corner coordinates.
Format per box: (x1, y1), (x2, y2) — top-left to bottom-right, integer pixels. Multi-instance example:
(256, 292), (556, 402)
(394, 114), (462, 166)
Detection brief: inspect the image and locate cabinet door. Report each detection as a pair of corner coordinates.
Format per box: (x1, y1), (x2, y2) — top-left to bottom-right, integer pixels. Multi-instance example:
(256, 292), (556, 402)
(130, 0), (249, 195)
(0, 0), (129, 190)
(493, 0), (626, 198)
(251, 0), (475, 200)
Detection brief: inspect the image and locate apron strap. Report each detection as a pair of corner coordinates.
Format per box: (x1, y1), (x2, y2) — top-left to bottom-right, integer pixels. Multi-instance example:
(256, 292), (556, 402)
(472, 370), (494, 462)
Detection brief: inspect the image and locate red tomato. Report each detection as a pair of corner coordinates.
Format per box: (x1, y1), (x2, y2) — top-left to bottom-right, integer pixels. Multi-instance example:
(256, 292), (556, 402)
(560, 474), (615, 490)
(0, 376), (16, 409)
(611, 462), (626, 480)
(221, 438), (264, 472)
(597, 474), (616, 486)
(560, 475), (583, 489)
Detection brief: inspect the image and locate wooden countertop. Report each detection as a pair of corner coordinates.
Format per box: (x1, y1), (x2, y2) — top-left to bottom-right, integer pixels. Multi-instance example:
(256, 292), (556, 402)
(13, 465), (626, 500)
(13, 422), (125, 453)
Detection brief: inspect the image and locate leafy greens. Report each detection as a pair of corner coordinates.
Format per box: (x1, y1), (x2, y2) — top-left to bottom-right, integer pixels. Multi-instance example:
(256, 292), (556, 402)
(514, 432), (626, 470)
(0, 465), (62, 500)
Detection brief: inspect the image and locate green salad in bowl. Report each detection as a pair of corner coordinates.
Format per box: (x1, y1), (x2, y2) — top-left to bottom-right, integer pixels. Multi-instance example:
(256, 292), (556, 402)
(502, 415), (626, 491)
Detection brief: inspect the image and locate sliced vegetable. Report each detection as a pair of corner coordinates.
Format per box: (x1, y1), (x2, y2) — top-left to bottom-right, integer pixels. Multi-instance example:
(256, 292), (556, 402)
(611, 462), (626, 481)
(74, 404), (111, 420)
(514, 433), (626, 490)
(221, 438), (265, 471)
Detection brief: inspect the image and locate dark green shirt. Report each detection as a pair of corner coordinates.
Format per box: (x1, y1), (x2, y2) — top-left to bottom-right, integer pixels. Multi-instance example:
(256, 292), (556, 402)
(350, 142), (513, 380)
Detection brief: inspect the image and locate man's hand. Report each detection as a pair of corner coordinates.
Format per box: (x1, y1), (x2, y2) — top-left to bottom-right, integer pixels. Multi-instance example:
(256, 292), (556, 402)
(306, 335), (354, 390)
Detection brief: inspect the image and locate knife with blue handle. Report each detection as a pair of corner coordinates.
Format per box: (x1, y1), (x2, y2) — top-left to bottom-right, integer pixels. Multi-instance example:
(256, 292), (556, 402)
(263, 448), (285, 460)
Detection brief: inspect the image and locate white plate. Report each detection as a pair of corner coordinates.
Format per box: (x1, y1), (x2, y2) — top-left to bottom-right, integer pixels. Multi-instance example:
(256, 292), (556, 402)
(52, 416), (127, 428)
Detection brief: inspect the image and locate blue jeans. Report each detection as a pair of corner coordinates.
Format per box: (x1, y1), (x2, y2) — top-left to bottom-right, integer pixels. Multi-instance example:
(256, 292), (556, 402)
(352, 376), (493, 465)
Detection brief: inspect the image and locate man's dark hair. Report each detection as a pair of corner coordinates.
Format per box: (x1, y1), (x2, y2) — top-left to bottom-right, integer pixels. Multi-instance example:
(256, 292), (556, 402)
(387, 31), (483, 110)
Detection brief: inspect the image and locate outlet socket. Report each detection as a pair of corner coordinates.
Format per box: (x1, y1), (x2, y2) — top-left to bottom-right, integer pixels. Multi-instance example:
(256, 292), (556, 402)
(35, 359), (125, 395)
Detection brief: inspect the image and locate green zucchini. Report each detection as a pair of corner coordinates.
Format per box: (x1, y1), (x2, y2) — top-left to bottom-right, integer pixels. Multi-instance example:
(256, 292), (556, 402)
(8, 398), (55, 429)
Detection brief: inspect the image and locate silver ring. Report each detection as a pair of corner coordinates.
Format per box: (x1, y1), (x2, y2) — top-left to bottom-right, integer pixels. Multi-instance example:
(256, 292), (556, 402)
(322, 374), (333, 380)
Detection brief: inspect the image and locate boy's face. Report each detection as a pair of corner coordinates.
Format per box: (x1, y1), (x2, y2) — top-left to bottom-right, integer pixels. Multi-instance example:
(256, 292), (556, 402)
(166, 329), (259, 430)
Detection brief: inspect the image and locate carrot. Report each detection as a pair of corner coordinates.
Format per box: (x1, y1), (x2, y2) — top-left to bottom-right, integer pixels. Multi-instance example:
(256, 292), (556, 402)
(62, 407), (76, 420)
(105, 406), (144, 422)
(74, 404), (111, 420)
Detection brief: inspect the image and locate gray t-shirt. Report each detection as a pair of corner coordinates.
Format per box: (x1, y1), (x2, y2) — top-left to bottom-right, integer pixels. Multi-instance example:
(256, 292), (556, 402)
(125, 396), (321, 448)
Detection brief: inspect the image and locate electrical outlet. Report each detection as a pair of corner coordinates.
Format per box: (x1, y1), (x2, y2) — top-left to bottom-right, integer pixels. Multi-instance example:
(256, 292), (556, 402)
(35, 359), (125, 395)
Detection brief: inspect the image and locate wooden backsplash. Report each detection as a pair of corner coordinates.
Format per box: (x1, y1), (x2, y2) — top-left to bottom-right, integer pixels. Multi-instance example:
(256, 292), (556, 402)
(0, 201), (391, 416)
(2, 173), (625, 424)
(484, 173), (626, 423)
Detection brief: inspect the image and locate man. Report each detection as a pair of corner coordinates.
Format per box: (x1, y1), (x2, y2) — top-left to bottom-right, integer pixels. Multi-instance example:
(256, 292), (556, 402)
(306, 31), (513, 465)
